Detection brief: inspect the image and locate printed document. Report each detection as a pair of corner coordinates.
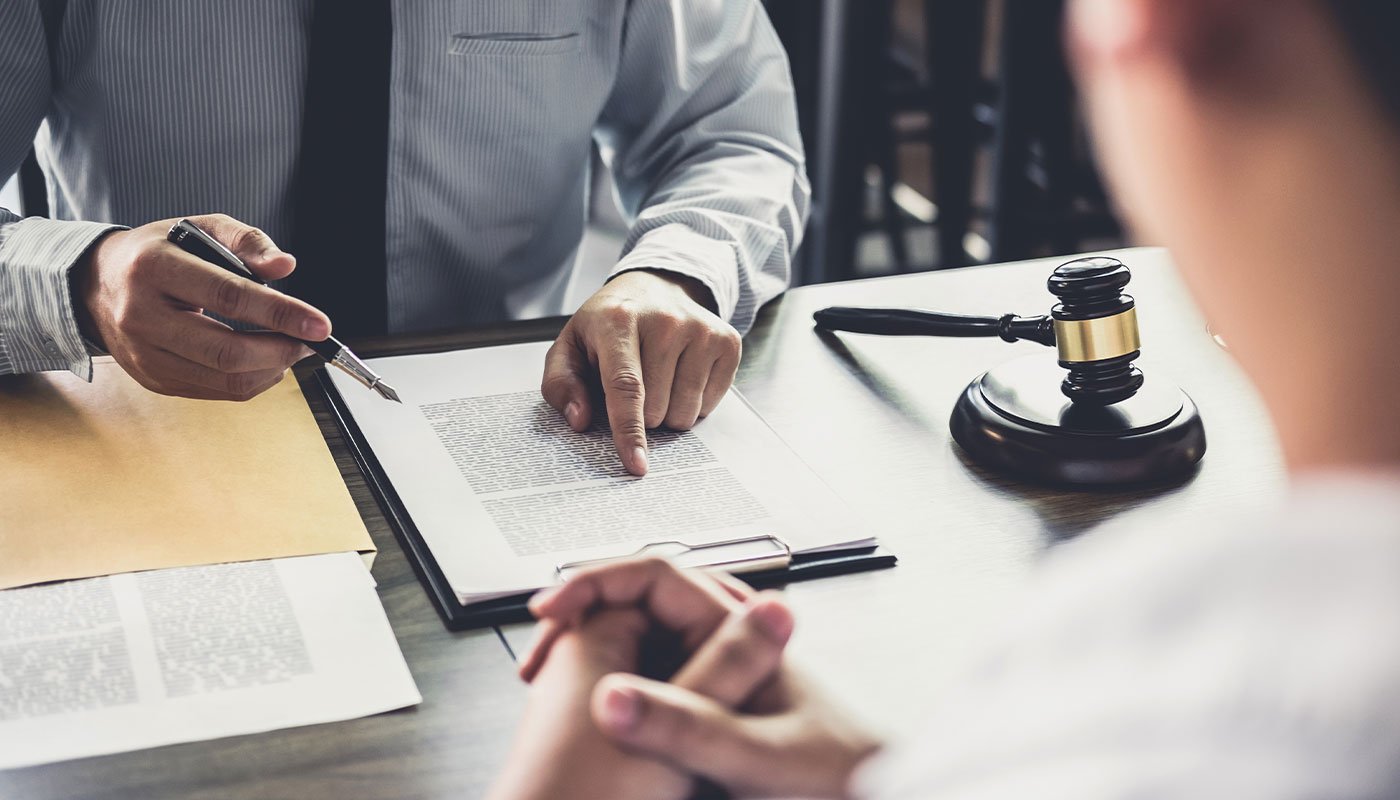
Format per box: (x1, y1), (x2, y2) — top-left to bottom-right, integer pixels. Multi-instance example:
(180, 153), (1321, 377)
(329, 341), (870, 603)
(0, 552), (420, 770)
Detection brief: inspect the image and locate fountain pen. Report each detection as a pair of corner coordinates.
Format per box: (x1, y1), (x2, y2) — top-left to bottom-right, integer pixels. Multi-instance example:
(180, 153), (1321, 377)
(166, 218), (401, 402)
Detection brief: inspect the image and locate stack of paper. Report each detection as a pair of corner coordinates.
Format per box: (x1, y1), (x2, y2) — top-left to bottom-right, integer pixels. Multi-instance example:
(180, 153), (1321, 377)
(0, 552), (419, 769)
(0, 362), (416, 769)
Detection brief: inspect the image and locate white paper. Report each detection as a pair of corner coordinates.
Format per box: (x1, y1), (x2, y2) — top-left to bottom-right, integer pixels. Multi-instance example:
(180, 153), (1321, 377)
(330, 342), (870, 603)
(0, 552), (420, 770)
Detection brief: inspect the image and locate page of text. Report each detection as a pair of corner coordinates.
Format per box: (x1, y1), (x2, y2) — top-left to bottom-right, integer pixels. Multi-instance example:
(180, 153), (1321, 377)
(330, 342), (863, 602)
(0, 553), (419, 769)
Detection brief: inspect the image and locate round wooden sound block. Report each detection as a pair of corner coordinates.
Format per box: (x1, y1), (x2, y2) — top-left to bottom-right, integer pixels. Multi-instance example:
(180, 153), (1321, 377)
(949, 355), (1206, 488)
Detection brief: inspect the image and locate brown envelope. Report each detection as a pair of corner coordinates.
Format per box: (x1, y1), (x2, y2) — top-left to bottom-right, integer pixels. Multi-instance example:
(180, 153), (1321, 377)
(0, 358), (374, 590)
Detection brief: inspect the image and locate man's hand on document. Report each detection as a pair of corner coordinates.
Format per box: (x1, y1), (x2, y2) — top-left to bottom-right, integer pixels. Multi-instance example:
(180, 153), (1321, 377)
(541, 269), (742, 477)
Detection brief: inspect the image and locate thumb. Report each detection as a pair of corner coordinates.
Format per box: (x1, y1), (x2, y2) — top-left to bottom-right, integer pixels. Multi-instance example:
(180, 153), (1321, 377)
(592, 674), (769, 783)
(186, 213), (296, 282)
(541, 332), (594, 432)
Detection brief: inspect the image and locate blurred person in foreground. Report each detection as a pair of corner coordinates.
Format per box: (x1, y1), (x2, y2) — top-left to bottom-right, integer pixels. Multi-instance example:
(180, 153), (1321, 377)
(487, 0), (1400, 797)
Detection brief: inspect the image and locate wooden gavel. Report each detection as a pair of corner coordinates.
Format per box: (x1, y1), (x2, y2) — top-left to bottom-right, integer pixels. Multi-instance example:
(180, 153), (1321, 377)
(815, 256), (1145, 405)
(812, 256), (1206, 487)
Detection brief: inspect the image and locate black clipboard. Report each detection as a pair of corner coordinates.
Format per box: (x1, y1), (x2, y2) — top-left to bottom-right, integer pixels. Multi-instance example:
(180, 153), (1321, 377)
(315, 367), (898, 631)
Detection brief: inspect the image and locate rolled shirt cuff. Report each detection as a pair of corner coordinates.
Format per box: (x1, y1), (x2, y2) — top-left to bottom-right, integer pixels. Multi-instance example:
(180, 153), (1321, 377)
(0, 217), (125, 380)
(609, 222), (740, 323)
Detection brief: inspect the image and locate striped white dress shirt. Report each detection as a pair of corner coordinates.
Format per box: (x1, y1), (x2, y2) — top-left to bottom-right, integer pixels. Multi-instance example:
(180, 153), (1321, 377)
(0, 0), (808, 380)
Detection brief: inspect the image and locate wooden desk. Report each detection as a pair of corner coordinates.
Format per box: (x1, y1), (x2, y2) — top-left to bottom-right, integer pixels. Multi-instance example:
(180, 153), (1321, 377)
(4, 248), (1284, 798)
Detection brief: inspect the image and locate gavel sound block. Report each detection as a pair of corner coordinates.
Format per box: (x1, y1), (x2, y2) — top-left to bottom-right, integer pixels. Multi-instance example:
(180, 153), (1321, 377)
(814, 257), (1207, 488)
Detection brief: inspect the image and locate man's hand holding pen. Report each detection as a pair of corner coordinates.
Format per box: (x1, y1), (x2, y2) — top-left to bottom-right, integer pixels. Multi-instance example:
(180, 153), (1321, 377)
(73, 214), (330, 402)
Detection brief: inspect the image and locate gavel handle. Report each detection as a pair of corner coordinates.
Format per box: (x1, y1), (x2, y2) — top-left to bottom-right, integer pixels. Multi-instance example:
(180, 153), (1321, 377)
(813, 307), (1056, 346)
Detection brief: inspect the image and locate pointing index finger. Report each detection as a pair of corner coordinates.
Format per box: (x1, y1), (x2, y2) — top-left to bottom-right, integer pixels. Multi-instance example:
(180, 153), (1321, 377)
(595, 324), (649, 476)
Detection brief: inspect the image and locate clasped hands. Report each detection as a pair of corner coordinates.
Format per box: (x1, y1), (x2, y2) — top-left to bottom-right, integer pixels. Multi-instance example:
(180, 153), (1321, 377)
(488, 559), (881, 800)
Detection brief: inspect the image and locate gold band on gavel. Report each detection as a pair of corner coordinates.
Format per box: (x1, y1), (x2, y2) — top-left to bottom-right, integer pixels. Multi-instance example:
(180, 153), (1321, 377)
(1053, 307), (1141, 363)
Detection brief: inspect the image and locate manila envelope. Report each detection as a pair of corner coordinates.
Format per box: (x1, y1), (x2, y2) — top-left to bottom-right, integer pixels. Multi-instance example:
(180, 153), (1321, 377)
(0, 358), (374, 590)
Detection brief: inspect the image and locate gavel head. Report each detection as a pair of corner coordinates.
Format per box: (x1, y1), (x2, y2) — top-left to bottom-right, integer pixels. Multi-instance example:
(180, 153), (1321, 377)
(1048, 257), (1144, 405)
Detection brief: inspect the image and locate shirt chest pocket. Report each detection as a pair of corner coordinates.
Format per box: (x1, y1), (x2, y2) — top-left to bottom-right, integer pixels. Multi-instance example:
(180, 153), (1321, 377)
(450, 0), (584, 56)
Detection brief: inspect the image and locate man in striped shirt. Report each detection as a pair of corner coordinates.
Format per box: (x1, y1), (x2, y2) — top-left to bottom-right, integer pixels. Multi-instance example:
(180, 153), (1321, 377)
(0, 1), (807, 475)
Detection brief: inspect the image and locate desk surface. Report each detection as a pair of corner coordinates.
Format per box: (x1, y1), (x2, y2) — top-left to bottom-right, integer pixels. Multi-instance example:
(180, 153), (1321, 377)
(5, 248), (1285, 799)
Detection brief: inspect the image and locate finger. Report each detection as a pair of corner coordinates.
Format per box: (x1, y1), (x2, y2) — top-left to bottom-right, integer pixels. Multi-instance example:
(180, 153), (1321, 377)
(593, 674), (771, 784)
(158, 252), (331, 340)
(709, 571), (756, 603)
(540, 331), (593, 432)
(226, 370), (288, 401)
(141, 370), (286, 403)
(157, 313), (311, 373)
(699, 337), (741, 418)
(574, 607), (649, 673)
(520, 570), (753, 682)
(137, 347), (287, 400)
(133, 376), (236, 402)
(184, 213), (297, 281)
(520, 610), (649, 686)
(639, 335), (681, 429)
(517, 617), (566, 683)
(672, 593), (795, 708)
(595, 323), (649, 476)
(529, 558), (741, 651)
(663, 345), (715, 430)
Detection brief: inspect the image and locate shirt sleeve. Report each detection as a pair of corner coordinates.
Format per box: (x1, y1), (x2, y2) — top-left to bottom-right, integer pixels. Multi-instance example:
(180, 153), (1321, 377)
(0, 0), (120, 380)
(596, 0), (809, 334)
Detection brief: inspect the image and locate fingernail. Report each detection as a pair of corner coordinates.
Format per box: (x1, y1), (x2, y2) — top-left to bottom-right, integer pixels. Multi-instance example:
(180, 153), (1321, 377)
(1070, 0), (1148, 57)
(301, 316), (329, 339)
(631, 447), (649, 475)
(748, 599), (794, 643)
(564, 401), (582, 428)
(529, 586), (559, 613)
(517, 641), (538, 672)
(601, 686), (641, 733)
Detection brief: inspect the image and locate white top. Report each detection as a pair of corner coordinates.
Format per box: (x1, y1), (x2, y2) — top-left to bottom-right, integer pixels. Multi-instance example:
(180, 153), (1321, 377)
(855, 471), (1400, 799)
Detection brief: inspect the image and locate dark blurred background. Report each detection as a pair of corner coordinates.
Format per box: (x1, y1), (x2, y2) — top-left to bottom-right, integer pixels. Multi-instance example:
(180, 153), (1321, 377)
(764, 0), (1126, 286)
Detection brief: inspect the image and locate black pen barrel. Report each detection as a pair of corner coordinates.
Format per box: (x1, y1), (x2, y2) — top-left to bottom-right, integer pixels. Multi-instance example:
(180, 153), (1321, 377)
(303, 336), (343, 361)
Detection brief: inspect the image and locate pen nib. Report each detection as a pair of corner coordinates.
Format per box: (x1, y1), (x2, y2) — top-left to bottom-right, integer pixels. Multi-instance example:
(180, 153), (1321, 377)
(373, 381), (402, 403)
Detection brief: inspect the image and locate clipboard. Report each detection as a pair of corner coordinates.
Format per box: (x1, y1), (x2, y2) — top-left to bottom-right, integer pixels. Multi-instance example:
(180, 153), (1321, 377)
(315, 367), (898, 631)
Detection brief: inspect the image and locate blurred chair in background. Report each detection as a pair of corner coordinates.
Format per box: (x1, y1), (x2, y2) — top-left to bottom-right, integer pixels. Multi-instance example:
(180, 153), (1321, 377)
(769, 0), (1124, 284)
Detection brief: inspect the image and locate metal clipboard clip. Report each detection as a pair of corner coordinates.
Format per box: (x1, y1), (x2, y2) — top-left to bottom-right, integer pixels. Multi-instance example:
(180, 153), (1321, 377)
(555, 534), (792, 583)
